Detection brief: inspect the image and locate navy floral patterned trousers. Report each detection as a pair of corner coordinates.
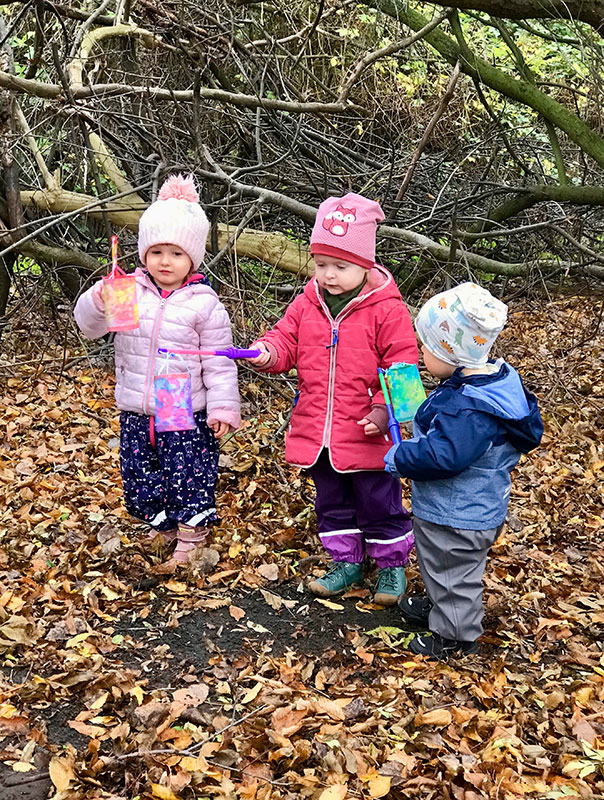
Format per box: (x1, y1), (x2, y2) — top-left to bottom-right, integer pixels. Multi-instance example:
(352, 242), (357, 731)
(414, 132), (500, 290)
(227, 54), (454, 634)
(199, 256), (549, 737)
(119, 411), (219, 530)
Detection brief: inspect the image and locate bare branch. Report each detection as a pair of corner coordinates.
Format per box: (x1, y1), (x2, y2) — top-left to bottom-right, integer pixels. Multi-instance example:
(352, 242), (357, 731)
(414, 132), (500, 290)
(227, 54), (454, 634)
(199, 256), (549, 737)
(67, 0), (115, 60)
(14, 103), (57, 190)
(0, 69), (363, 114)
(387, 59), (461, 219)
(67, 22), (164, 88)
(337, 8), (452, 103)
(379, 0), (604, 32)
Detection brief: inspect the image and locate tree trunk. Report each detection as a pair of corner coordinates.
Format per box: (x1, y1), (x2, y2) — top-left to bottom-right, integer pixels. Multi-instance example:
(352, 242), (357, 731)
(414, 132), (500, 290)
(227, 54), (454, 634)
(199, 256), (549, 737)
(421, 0), (604, 31)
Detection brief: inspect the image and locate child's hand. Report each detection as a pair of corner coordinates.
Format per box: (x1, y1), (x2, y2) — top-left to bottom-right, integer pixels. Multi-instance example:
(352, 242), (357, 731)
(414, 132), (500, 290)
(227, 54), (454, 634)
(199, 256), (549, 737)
(209, 420), (230, 439)
(249, 342), (271, 367)
(92, 280), (105, 310)
(357, 417), (380, 436)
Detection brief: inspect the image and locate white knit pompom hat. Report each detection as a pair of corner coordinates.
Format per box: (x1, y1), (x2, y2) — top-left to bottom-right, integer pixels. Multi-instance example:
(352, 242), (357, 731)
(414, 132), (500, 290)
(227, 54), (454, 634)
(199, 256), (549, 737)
(138, 174), (209, 271)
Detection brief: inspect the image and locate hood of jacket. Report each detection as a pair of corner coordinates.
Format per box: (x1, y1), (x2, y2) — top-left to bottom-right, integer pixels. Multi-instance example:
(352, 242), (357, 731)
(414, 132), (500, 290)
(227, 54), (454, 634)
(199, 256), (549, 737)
(304, 264), (402, 313)
(449, 360), (543, 454)
(134, 267), (215, 296)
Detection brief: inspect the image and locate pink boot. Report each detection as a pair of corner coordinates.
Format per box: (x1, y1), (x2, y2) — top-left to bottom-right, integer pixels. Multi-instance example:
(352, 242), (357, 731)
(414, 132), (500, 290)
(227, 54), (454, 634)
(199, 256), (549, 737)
(172, 524), (210, 563)
(147, 528), (177, 543)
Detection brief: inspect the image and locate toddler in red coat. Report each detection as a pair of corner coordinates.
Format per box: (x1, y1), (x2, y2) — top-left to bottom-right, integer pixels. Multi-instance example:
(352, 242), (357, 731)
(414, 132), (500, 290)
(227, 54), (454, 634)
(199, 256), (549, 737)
(249, 193), (418, 604)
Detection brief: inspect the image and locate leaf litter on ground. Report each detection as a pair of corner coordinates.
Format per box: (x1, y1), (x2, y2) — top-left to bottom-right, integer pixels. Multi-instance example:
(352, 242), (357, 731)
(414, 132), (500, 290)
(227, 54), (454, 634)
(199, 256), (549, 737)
(0, 296), (602, 798)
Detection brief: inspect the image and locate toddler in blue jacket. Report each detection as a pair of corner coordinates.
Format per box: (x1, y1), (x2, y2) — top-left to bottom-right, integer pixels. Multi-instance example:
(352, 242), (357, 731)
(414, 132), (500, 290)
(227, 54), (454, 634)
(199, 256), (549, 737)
(385, 282), (543, 659)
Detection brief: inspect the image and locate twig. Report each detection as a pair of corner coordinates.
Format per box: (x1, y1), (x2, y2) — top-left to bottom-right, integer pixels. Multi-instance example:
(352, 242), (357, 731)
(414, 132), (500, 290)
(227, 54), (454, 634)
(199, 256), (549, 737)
(78, 404), (110, 426)
(387, 60), (461, 219)
(68, 0), (114, 60)
(338, 8), (452, 104)
(204, 197), (265, 272)
(0, 181), (152, 261)
(114, 703), (269, 760)
(14, 102), (57, 190)
(460, 219), (568, 241)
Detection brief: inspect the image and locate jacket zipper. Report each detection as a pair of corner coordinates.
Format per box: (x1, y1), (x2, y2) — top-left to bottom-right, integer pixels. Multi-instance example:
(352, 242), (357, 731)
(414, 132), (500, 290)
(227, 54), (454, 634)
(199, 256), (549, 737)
(317, 290), (367, 449)
(142, 295), (169, 414)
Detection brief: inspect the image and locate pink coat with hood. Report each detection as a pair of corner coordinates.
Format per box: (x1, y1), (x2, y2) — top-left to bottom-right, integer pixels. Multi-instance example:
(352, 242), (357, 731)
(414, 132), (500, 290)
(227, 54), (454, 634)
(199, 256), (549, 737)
(74, 269), (241, 430)
(255, 265), (417, 472)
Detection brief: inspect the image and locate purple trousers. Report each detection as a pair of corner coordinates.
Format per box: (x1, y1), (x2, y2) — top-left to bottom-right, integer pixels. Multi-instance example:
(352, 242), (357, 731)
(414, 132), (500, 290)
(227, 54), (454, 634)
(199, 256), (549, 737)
(308, 449), (414, 568)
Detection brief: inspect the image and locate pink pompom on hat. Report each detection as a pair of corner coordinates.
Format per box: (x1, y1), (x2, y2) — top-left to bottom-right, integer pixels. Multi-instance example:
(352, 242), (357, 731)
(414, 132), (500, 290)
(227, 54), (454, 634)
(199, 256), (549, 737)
(310, 192), (385, 270)
(138, 174), (209, 271)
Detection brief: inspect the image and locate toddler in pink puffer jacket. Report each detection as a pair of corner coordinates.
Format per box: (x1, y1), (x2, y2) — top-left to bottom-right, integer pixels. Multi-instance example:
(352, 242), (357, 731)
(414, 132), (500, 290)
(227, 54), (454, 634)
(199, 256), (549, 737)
(74, 175), (240, 563)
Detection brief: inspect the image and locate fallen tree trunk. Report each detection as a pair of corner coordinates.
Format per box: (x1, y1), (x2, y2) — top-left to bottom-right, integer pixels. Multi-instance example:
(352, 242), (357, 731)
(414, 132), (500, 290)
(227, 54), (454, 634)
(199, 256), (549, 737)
(18, 189), (313, 277)
(14, 186), (604, 281)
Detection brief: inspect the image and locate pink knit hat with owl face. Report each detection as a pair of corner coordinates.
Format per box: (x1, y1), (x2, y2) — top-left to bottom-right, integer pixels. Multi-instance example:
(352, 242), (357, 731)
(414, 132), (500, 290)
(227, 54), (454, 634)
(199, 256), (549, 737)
(310, 192), (385, 269)
(138, 174), (209, 271)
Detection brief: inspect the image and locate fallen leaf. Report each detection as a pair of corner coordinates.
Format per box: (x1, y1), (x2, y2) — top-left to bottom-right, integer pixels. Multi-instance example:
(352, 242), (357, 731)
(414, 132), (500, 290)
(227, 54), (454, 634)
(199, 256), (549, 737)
(369, 774), (391, 798)
(414, 708), (452, 727)
(355, 646), (374, 664)
(172, 683), (209, 708)
(241, 682), (263, 704)
(150, 784), (181, 800)
(545, 690), (566, 709)
(318, 785), (348, 800)
(65, 631), (92, 649)
(133, 700), (169, 729)
(130, 685), (145, 705)
(572, 715), (597, 745)
(0, 716), (29, 736)
(90, 691), (110, 710)
(49, 756), (74, 792)
(247, 620), (270, 634)
(271, 705), (308, 736)
(196, 596), (232, 610)
(342, 587), (370, 599)
(208, 568), (238, 584)
(97, 523), (121, 554)
(12, 762), (36, 772)
(165, 580), (188, 594)
(0, 616), (39, 649)
(68, 720), (106, 738)
(355, 602), (384, 612)
(260, 589), (283, 610)
(313, 697), (351, 721)
(316, 598), (344, 611)
(229, 542), (242, 558)
(229, 605), (246, 621)
(257, 563), (279, 581)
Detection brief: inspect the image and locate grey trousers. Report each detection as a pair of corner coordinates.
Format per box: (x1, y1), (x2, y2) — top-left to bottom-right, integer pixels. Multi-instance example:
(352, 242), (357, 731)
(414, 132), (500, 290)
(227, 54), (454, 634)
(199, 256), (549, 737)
(413, 517), (503, 642)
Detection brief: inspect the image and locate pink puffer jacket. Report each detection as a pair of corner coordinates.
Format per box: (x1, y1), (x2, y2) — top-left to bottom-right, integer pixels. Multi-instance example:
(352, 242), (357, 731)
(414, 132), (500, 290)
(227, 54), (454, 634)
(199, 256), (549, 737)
(74, 269), (241, 429)
(254, 266), (417, 471)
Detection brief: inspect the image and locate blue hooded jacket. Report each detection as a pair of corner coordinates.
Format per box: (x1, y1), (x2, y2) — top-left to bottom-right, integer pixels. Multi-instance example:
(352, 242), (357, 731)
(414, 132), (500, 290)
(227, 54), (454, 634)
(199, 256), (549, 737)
(391, 359), (543, 529)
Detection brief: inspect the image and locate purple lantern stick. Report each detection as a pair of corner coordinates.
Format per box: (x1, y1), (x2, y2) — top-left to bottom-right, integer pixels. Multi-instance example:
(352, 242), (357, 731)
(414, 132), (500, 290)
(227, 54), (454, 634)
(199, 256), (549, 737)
(378, 368), (402, 446)
(158, 347), (261, 359)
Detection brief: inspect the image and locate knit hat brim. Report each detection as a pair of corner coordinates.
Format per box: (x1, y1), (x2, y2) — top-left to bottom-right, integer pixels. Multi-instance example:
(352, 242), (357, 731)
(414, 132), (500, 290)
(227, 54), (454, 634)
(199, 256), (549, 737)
(310, 243), (374, 270)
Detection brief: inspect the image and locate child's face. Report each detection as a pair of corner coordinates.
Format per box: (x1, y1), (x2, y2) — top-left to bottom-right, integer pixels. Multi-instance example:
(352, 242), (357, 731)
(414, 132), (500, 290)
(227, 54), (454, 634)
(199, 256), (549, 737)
(421, 344), (457, 379)
(145, 244), (193, 291)
(313, 255), (366, 295)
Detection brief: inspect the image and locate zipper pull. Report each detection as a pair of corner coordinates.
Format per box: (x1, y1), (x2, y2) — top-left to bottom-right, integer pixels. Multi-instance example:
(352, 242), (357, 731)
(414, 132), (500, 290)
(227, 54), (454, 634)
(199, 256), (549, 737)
(326, 329), (338, 349)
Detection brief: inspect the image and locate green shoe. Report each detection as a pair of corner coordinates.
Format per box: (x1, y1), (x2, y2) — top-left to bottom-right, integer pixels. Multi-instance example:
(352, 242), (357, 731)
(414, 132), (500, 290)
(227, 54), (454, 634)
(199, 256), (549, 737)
(374, 566), (407, 606)
(308, 561), (364, 597)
